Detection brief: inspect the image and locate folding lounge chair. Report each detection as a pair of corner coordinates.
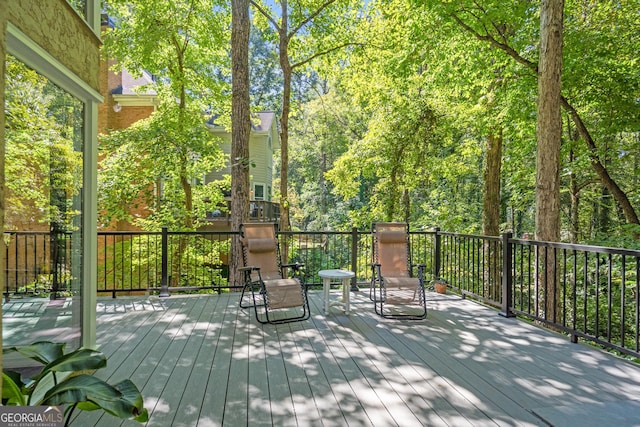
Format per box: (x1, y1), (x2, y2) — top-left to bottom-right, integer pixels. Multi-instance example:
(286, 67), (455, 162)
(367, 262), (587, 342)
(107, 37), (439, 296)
(238, 223), (310, 324)
(370, 222), (427, 319)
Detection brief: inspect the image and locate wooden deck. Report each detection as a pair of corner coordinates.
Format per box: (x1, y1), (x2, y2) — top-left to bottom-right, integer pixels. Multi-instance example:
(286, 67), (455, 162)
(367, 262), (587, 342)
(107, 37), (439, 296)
(7, 290), (640, 426)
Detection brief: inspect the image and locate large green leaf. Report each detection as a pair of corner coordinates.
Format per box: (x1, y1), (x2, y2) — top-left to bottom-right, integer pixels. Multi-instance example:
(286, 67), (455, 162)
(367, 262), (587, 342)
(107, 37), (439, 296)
(34, 348), (107, 382)
(44, 376), (148, 421)
(3, 341), (65, 365)
(40, 374), (121, 406)
(2, 372), (27, 406)
(77, 379), (149, 422)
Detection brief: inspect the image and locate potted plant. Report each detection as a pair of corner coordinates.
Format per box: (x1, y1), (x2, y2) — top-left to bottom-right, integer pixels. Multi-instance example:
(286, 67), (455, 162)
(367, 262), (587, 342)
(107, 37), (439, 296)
(432, 279), (448, 294)
(2, 341), (148, 426)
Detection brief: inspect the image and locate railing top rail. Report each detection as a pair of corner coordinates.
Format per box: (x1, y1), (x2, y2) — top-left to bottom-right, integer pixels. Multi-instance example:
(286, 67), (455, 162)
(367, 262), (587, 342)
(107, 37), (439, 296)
(279, 230), (358, 236)
(409, 230), (438, 235)
(165, 230), (238, 236)
(5, 230), (72, 235)
(97, 231), (163, 236)
(509, 237), (640, 257)
(437, 230), (501, 242)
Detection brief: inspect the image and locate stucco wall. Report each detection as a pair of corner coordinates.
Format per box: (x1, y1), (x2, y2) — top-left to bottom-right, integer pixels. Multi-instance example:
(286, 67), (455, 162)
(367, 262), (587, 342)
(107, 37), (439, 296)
(4, 0), (101, 93)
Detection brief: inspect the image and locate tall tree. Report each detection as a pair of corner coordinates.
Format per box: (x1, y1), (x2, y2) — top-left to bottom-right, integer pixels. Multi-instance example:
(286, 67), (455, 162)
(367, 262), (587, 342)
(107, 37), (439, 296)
(537, 0), (564, 320)
(250, 0), (359, 231)
(536, 0), (564, 243)
(230, 0), (252, 285)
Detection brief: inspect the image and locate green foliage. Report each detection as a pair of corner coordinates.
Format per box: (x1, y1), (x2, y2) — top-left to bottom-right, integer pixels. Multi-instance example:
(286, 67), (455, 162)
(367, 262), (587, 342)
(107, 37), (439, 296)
(104, 0), (230, 113)
(100, 0), (640, 244)
(288, 87), (366, 230)
(286, 0), (640, 245)
(3, 342), (148, 425)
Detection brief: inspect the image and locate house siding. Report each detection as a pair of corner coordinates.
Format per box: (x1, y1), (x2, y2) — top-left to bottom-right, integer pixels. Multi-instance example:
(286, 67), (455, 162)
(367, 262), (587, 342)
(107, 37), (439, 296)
(206, 113), (278, 201)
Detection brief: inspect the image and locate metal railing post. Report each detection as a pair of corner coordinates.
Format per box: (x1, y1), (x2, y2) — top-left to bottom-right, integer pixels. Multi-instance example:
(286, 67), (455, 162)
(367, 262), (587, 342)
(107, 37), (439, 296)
(499, 232), (514, 317)
(159, 227), (170, 297)
(350, 227), (358, 291)
(434, 227), (441, 280)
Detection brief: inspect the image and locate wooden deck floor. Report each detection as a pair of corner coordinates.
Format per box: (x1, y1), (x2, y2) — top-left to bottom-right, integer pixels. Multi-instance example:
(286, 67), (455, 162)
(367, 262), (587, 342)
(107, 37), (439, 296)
(9, 290), (640, 427)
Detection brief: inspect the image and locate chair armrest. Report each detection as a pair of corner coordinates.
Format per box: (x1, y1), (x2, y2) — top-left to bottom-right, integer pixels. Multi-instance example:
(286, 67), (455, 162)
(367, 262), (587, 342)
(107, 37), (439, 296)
(239, 266), (260, 271)
(282, 262), (304, 270)
(371, 263), (382, 280)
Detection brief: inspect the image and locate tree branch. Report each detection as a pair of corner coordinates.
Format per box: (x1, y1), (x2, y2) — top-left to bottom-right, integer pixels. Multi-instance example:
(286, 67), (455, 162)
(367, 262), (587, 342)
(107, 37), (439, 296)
(289, 0), (337, 38)
(450, 12), (538, 74)
(250, 0), (281, 32)
(291, 42), (361, 70)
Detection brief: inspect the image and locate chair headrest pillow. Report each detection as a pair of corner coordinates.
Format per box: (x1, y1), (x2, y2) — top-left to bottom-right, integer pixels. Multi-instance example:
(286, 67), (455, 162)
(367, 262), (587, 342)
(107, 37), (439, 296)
(378, 231), (407, 244)
(246, 238), (277, 253)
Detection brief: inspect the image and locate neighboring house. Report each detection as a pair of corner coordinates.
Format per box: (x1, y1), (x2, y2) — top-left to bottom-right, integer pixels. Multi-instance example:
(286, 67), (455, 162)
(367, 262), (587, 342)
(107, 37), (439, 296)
(99, 15), (158, 136)
(99, 44), (280, 229)
(100, 65), (158, 132)
(204, 112), (281, 228)
(98, 16), (280, 231)
(206, 112), (279, 204)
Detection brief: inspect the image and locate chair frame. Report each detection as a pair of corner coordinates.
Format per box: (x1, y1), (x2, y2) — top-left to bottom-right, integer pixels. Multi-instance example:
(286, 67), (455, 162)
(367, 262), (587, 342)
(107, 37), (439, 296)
(370, 222), (427, 320)
(238, 223), (310, 324)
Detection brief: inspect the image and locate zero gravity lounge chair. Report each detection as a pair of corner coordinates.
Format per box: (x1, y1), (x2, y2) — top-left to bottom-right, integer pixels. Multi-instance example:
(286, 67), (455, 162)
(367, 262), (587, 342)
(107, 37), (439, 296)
(370, 222), (427, 319)
(239, 223), (310, 324)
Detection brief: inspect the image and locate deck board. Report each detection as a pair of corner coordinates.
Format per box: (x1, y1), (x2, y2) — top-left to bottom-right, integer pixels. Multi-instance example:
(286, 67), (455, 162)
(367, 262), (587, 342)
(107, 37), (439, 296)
(8, 289), (637, 427)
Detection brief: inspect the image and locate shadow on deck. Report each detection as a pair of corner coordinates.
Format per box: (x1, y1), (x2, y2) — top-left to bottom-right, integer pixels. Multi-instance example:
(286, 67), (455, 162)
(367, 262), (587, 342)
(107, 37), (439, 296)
(5, 291), (640, 426)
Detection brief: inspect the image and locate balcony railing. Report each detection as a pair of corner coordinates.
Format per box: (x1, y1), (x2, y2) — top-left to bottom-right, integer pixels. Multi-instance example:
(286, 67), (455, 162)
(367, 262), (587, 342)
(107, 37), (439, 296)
(4, 228), (640, 358)
(204, 200), (280, 223)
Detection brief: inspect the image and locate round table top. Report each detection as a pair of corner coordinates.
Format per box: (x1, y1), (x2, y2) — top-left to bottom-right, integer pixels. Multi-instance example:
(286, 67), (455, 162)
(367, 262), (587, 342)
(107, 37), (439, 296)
(318, 269), (355, 279)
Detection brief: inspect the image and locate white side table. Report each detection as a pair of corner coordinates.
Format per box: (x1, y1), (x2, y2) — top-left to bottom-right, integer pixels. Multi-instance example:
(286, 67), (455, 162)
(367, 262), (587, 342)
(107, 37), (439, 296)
(318, 269), (355, 315)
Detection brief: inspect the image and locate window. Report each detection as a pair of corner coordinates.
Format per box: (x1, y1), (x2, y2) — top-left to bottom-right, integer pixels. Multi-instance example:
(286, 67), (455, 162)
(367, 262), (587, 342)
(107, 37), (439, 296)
(253, 184), (265, 201)
(4, 55), (85, 351)
(4, 18), (102, 353)
(67, 0), (87, 18)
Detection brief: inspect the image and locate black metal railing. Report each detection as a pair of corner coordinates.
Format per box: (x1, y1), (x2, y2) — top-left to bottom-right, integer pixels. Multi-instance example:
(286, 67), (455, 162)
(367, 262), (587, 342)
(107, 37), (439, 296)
(204, 200), (280, 223)
(3, 231), (74, 301)
(5, 227), (640, 358)
(505, 235), (640, 358)
(434, 231), (640, 358)
(97, 229), (233, 298)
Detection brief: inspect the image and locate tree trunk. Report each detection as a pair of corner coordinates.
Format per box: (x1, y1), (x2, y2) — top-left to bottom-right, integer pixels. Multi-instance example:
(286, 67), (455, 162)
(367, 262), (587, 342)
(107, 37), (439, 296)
(278, 9), (292, 232)
(482, 130), (502, 237)
(536, 0), (564, 320)
(230, 0), (251, 287)
(483, 129), (502, 300)
(561, 97), (639, 226)
(402, 189), (410, 225)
